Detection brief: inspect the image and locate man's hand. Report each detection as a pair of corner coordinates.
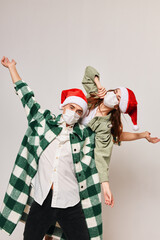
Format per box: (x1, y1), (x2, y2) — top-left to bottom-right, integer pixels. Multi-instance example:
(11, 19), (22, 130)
(1, 56), (16, 69)
(144, 131), (160, 144)
(101, 181), (114, 207)
(1, 56), (21, 84)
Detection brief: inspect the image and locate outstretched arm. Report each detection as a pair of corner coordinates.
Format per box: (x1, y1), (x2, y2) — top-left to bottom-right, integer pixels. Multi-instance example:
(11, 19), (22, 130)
(120, 131), (160, 144)
(1, 56), (45, 124)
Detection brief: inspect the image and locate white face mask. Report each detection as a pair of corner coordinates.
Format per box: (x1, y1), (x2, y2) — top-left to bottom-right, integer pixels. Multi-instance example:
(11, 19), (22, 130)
(62, 109), (81, 125)
(103, 91), (119, 109)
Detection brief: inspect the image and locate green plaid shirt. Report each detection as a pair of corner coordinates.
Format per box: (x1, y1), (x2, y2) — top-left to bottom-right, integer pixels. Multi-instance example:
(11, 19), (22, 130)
(0, 80), (102, 239)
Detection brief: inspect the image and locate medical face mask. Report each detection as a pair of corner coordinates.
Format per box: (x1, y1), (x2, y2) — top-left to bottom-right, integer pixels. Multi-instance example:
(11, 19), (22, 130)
(103, 91), (119, 109)
(62, 109), (81, 125)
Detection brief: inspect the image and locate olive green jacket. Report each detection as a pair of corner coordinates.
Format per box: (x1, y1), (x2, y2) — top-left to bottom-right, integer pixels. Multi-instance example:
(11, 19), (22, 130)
(82, 66), (113, 182)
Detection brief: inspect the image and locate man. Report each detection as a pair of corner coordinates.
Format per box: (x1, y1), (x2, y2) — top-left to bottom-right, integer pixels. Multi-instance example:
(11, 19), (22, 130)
(0, 56), (102, 239)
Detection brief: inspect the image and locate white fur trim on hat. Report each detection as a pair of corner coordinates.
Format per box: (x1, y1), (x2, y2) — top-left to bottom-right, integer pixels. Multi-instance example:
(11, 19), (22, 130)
(118, 87), (128, 113)
(59, 96), (88, 116)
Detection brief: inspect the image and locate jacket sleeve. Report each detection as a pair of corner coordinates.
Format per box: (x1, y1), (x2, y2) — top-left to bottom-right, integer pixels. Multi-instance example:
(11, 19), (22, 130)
(82, 66), (100, 98)
(94, 131), (113, 183)
(13, 79), (45, 124)
(88, 118), (113, 183)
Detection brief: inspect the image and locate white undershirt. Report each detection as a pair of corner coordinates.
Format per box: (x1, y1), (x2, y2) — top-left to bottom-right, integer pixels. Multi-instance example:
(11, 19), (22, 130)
(79, 106), (98, 126)
(31, 116), (80, 208)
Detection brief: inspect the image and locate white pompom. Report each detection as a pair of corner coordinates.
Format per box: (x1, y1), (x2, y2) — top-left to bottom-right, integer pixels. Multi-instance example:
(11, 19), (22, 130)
(133, 125), (139, 131)
(59, 104), (63, 110)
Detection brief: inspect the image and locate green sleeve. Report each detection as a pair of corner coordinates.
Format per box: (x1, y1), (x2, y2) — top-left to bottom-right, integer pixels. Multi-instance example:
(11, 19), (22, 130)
(88, 116), (113, 183)
(82, 66), (100, 98)
(94, 133), (113, 183)
(14, 80), (45, 124)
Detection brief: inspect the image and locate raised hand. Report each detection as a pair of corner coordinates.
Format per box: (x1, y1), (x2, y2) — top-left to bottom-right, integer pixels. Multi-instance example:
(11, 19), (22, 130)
(97, 87), (107, 99)
(1, 56), (16, 69)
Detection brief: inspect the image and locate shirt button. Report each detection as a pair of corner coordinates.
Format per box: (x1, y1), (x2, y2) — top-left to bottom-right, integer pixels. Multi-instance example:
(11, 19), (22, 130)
(54, 168), (56, 172)
(81, 186), (83, 189)
(56, 156), (59, 159)
(74, 149), (76, 151)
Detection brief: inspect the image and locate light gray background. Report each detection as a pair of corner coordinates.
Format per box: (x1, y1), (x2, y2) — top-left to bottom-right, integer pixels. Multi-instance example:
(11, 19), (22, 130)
(0, 0), (160, 239)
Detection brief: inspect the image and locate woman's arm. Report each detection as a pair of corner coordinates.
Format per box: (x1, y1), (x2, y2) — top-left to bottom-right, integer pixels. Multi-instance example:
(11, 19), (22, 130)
(82, 66), (107, 99)
(1, 56), (45, 124)
(82, 66), (100, 98)
(120, 131), (160, 143)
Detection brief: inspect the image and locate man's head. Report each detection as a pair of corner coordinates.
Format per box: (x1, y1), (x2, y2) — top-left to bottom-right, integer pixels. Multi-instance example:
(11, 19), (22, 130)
(59, 88), (88, 126)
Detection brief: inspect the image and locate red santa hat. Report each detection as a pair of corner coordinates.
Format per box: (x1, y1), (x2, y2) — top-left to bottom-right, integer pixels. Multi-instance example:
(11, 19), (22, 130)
(118, 87), (139, 131)
(59, 88), (88, 116)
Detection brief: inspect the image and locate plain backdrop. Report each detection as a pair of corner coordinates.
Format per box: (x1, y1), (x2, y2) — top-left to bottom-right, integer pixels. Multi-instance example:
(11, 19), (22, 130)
(0, 0), (160, 239)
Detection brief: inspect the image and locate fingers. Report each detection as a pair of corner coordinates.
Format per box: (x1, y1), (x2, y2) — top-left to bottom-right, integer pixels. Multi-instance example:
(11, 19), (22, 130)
(97, 89), (107, 98)
(1, 56), (9, 66)
(104, 196), (114, 207)
(98, 88), (107, 95)
(97, 88), (107, 99)
(1, 56), (5, 62)
(149, 137), (160, 143)
(97, 93), (106, 99)
(111, 197), (114, 208)
(1, 56), (5, 64)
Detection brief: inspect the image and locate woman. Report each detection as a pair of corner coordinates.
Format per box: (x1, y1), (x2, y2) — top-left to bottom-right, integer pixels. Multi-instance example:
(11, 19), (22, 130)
(44, 66), (159, 240)
(80, 65), (160, 208)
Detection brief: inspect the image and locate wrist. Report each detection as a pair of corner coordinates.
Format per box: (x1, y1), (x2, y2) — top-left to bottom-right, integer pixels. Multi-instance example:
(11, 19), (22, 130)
(101, 181), (109, 186)
(141, 132), (147, 139)
(8, 64), (16, 71)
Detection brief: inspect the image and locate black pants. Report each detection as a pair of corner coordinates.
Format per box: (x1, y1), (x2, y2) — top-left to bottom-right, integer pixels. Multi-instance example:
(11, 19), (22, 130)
(23, 188), (90, 240)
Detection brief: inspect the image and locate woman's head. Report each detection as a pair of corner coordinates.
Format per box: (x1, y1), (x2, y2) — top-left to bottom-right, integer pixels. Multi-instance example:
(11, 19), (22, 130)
(87, 89), (122, 143)
(103, 87), (138, 131)
(87, 86), (138, 143)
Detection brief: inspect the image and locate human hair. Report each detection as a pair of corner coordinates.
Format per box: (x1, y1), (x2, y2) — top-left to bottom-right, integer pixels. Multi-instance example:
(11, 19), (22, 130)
(86, 90), (123, 143)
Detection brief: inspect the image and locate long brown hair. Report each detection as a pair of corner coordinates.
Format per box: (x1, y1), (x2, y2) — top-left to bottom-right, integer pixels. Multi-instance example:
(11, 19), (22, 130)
(87, 90), (122, 144)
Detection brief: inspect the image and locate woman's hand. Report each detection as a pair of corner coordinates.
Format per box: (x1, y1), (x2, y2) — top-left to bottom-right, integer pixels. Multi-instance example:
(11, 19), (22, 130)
(101, 181), (114, 207)
(1, 56), (16, 69)
(97, 87), (107, 99)
(144, 131), (160, 143)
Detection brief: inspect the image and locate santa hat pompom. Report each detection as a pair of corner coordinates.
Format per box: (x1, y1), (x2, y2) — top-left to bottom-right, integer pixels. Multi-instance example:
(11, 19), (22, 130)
(133, 125), (139, 131)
